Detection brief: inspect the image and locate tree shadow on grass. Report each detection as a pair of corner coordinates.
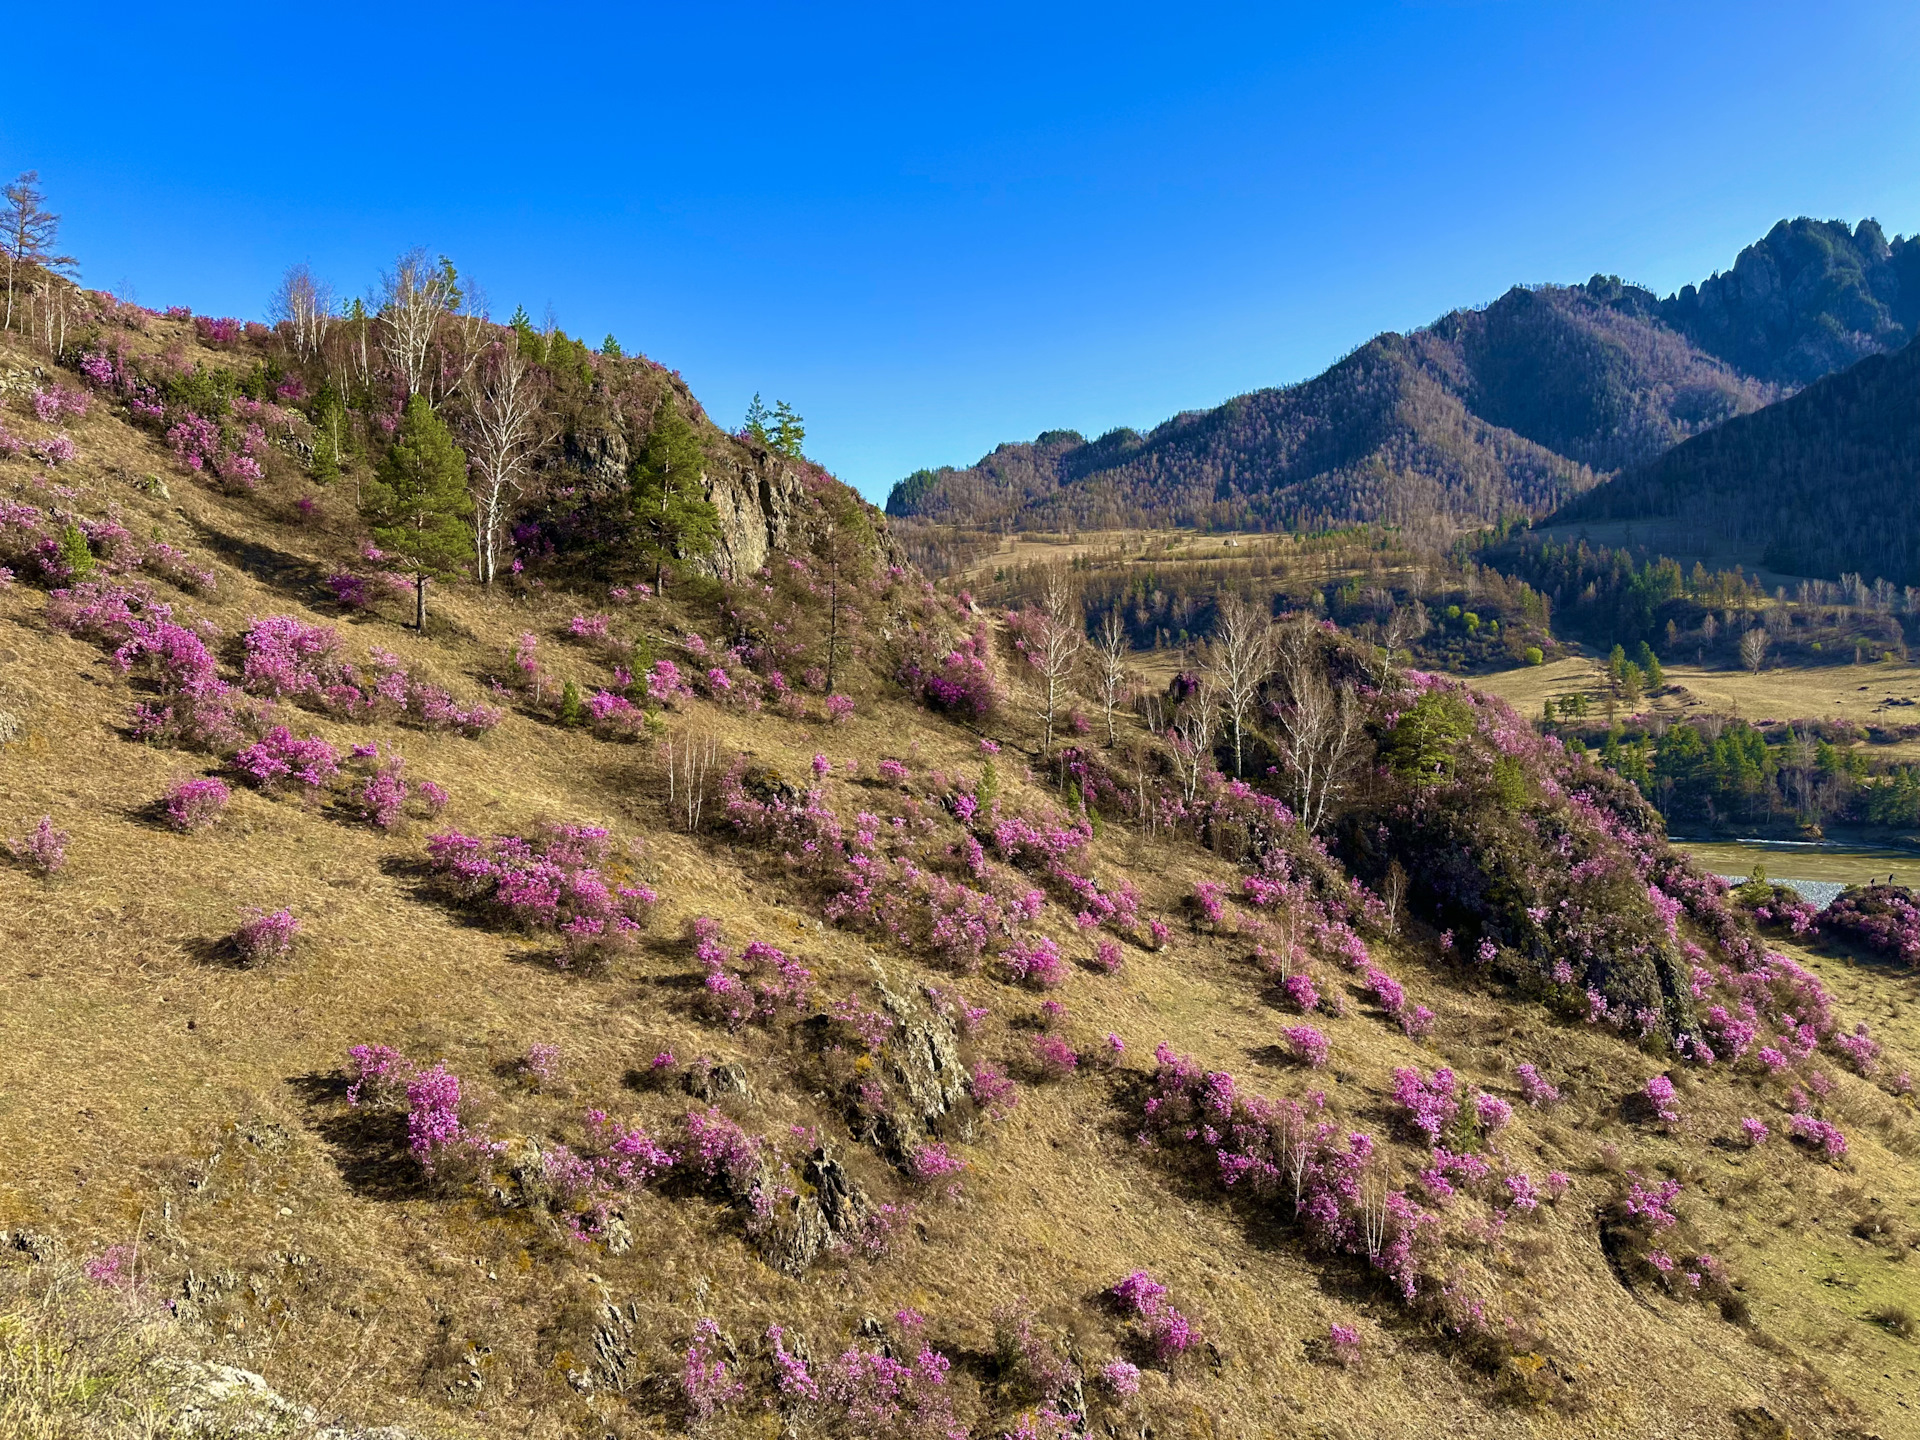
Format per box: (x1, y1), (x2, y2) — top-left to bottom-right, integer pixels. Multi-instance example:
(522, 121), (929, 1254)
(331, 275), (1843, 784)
(288, 1070), (430, 1202)
(189, 520), (337, 609)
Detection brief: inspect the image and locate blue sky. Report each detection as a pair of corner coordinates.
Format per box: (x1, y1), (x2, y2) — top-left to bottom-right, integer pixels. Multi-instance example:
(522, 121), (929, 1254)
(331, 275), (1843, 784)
(6, 2), (1919, 501)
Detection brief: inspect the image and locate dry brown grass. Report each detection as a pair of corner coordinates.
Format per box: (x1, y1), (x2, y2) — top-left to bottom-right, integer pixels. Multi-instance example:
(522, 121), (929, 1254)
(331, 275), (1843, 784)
(3, 339), (1919, 1437)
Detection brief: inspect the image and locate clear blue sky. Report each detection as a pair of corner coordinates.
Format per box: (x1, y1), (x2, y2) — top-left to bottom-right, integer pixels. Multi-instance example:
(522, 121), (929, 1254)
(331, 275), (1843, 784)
(6, 2), (1919, 501)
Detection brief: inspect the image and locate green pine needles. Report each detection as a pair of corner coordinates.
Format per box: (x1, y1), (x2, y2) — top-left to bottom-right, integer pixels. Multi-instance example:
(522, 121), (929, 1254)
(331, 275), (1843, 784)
(628, 402), (719, 591)
(361, 396), (473, 629)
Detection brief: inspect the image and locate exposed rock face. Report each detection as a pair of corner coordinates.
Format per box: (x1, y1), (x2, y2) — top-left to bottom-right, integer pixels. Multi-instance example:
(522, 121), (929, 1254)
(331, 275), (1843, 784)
(545, 378), (899, 585)
(702, 443), (816, 581)
(870, 978), (971, 1163)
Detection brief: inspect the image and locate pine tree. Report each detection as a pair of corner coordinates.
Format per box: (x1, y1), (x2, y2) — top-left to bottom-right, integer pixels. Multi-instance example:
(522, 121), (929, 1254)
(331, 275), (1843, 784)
(362, 396), (473, 629)
(628, 402), (719, 591)
(743, 393), (771, 445)
(600, 334), (623, 359)
(771, 400), (805, 458)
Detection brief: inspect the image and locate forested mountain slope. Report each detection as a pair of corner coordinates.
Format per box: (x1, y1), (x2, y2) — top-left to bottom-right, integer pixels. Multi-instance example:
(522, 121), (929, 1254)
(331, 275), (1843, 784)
(889, 218), (1910, 537)
(1550, 333), (1920, 585)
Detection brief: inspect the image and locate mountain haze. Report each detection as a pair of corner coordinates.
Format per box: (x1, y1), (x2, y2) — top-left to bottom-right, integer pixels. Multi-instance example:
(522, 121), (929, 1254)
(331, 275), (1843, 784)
(890, 218), (1912, 536)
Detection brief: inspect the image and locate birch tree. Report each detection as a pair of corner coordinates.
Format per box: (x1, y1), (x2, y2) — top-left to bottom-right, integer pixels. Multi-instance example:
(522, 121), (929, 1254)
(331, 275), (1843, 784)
(377, 249), (453, 397)
(1271, 619), (1358, 831)
(1092, 607), (1130, 747)
(1210, 594), (1272, 777)
(269, 263), (334, 359)
(465, 341), (550, 585)
(1027, 571), (1085, 753)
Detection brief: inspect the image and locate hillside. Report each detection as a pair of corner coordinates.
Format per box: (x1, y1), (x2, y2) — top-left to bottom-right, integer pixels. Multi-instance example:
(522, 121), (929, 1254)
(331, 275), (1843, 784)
(1545, 334), (1920, 588)
(888, 218), (1910, 539)
(3, 286), (1920, 1439)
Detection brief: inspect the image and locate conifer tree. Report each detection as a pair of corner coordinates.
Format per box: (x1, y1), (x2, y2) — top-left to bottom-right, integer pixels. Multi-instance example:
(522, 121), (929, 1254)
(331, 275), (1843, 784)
(628, 402), (719, 591)
(362, 396), (472, 629)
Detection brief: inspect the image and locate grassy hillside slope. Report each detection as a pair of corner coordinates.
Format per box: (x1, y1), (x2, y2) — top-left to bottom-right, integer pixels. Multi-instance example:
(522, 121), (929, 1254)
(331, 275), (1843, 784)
(2, 328), (1919, 1440)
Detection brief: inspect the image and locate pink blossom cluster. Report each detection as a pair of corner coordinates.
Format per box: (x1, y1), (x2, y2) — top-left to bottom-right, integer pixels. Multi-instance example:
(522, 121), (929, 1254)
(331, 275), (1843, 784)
(1003, 936), (1068, 989)
(1644, 1074), (1680, 1124)
(1787, 1113), (1848, 1159)
(1513, 1062), (1560, 1107)
(5, 815), (69, 878)
(1143, 1046), (1436, 1301)
(969, 1061), (1018, 1118)
(46, 582), (249, 749)
(164, 776), (230, 832)
(1029, 1033), (1078, 1078)
(1108, 1269), (1195, 1362)
(240, 617), (501, 735)
(1282, 1025), (1330, 1068)
(691, 918), (815, 1029)
(1390, 1067), (1459, 1144)
(425, 824), (657, 967)
(233, 906), (300, 965)
(233, 726), (340, 794)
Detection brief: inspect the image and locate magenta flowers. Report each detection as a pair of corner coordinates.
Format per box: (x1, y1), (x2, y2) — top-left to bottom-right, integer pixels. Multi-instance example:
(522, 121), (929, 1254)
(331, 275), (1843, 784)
(232, 907), (300, 966)
(164, 777), (230, 832)
(5, 815), (68, 878)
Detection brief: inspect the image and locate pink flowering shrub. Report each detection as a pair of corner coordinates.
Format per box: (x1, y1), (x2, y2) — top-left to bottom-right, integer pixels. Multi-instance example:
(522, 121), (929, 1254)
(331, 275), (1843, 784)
(164, 776), (230, 832)
(1098, 1359), (1141, 1395)
(425, 824), (656, 968)
(1144, 1046), (1437, 1302)
(681, 1318), (746, 1423)
(1029, 1033), (1078, 1079)
(1328, 1322), (1361, 1366)
(1092, 938), (1123, 974)
(232, 906), (300, 965)
(1788, 1113), (1848, 1159)
(970, 1060), (1018, 1119)
(1819, 883), (1920, 964)
(826, 693), (855, 724)
(1832, 1022), (1881, 1077)
(692, 920), (815, 1029)
(1503, 1173), (1541, 1212)
(1514, 1062), (1560, 1107)
(877, 758), (911, 784)
(1390, 1066), (1459, 1145)
(238, 619), (502, 735)
(5, 815), (69, 878)
(1003, 936), (1068, 989)
(1109, 1269), (1196, 1363)
(233, 726), (340, 795)
(1473, 1092), (1512, 1136)
(1740, 1117), (1770, 1147)
(1282, 1025), (1330, 1069)
(1644, 1074), (1680, 1125)
(402, 1062), (502, 1181)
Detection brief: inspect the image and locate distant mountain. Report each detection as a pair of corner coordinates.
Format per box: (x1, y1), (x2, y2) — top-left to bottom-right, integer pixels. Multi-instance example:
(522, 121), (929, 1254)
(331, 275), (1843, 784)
(1552, 333), (1920, 585)
(1658, 217), (1920, 386)
(889, 217), (1913, 535)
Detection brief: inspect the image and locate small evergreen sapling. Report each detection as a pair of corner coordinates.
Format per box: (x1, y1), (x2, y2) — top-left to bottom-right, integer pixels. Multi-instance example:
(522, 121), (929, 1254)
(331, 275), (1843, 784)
(360, 396), (472, 629)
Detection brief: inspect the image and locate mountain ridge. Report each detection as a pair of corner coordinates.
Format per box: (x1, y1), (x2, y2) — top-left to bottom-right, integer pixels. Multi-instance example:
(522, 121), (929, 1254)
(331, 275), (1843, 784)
(889, 217), (1913, 537)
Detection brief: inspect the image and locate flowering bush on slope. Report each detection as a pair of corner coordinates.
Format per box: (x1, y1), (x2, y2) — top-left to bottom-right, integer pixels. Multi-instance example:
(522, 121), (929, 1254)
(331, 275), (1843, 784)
(426, 823), (656, 968)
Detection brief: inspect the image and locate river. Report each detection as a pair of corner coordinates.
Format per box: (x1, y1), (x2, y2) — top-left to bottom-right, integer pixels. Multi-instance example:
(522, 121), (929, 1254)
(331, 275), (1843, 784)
(1668, 836), (1920, 904)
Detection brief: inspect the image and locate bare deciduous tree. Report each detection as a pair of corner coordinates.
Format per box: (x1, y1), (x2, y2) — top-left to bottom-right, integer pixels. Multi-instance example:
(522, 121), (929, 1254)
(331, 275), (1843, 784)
(269, 263), (334, 359)
(1271, 619), (1358, 831)
(377, 249), (455, 397)
(1, 171), (75, 334)
(1740, 626), (1769, 674)
(1092, 608), (1130, 747)
(664, 731), (721, 833)
(1169, 674), (1220, 803)
(465, 341), (551, 585)
(1028, 571), (1085, 753)
(1210, 595), (1272, 777)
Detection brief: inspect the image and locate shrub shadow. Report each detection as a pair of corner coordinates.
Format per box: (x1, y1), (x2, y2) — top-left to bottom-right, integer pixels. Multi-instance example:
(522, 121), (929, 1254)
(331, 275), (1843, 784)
(288, 1070), (430, 1202)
